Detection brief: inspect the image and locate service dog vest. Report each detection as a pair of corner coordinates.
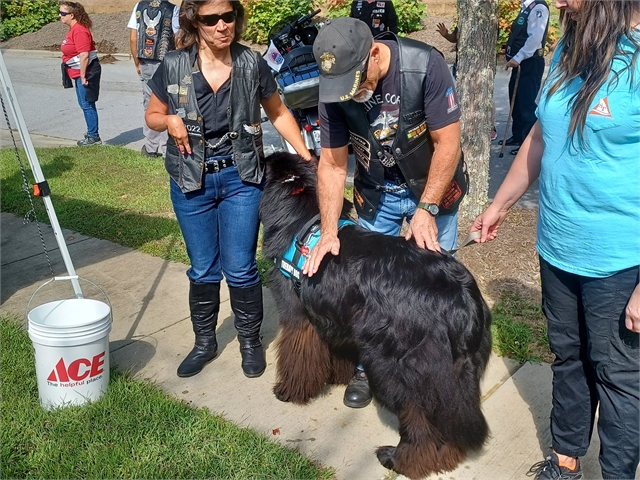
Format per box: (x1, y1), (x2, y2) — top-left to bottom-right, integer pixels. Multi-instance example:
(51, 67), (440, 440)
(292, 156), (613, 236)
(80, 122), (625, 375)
(277, 215), (356, 294)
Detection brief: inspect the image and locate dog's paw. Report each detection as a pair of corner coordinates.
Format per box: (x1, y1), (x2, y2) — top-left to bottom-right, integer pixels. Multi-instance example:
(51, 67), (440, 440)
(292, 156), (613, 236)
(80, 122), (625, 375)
(376, 446), (397, 470)
(273, 385), (291, 403)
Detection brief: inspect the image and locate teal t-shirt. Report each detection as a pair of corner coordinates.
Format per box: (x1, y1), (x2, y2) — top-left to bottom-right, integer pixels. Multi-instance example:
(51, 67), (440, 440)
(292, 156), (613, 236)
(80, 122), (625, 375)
(535, 36), (640, 277)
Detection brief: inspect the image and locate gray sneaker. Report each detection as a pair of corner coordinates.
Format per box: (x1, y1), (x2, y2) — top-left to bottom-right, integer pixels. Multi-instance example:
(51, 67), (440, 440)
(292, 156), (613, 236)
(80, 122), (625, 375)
(528, 453), (582, 480)
(77, 134), (102, 146)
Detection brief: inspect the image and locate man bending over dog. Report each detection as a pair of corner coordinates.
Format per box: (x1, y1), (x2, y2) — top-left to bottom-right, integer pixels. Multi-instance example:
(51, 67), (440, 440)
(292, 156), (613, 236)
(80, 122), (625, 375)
(302, 17), (468, 409)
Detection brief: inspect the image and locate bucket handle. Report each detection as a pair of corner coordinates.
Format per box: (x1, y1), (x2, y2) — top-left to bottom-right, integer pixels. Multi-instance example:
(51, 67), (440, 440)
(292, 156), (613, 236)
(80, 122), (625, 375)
(26, 276), (112, 323)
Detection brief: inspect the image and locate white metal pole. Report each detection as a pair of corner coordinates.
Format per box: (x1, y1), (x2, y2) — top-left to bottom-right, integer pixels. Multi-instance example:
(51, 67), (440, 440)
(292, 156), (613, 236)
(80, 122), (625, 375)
(0, 50), (83, 298)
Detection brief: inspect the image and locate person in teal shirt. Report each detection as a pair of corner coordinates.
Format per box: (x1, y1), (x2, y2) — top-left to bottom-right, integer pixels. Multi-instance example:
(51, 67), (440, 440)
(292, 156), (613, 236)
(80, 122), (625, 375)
(471, 0), (640, 478)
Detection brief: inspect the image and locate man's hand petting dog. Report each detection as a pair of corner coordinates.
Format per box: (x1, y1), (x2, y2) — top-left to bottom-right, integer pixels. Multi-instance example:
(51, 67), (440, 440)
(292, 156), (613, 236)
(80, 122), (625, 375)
(302, 232), (340, 277)
(405, 209), (442, 253)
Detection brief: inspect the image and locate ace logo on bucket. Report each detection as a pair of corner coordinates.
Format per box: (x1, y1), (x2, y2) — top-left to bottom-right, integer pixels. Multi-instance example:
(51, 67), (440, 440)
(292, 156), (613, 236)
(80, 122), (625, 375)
(47, 352), (106, 387)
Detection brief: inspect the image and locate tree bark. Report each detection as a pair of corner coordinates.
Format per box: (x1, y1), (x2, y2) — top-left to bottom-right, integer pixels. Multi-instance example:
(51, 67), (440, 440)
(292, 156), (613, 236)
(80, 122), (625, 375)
(456, 0), (498, 222)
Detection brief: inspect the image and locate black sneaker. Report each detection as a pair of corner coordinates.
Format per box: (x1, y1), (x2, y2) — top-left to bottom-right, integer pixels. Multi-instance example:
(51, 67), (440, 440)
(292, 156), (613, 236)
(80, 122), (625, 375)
(343, 370), (372, 408)
(528, 453), (582, 480)
(77, 134), (102, 146)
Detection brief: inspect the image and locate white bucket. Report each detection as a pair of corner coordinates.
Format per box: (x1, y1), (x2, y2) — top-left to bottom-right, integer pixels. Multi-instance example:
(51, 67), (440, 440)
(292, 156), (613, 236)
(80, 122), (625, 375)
(28, 294), (111, 410)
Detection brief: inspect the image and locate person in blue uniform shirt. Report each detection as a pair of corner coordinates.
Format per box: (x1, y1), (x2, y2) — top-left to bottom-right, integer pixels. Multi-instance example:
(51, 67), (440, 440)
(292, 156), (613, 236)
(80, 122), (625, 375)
(351, 0), (398, 36)
(501, 0), (549, 155)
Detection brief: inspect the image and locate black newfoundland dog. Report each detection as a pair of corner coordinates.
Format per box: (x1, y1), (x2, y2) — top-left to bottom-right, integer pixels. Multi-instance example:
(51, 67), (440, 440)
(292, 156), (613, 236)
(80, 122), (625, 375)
(260, 152), (492, 479)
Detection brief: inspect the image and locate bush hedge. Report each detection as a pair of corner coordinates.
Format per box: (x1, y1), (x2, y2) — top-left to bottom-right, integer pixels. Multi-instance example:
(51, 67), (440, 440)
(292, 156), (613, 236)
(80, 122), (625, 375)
(0, 0), (59, 42)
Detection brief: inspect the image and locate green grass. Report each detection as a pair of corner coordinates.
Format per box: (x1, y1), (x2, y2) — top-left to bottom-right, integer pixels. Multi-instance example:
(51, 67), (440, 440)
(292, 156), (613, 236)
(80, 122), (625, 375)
(491, 292), (551, 363)
(0, 316), (334, 479)
(0, 145), (275, 278)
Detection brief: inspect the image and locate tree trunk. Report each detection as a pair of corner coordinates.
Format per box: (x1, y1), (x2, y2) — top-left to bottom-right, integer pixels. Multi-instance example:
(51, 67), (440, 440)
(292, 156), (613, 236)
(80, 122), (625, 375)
(456, 0), (498, 222)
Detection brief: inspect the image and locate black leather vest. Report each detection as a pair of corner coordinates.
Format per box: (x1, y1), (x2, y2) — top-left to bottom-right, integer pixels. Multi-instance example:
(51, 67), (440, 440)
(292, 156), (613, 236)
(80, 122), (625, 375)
(338, 34), (439, 220)
(506, 0), (549, 61)
(135, 0), (175, 61)
(162, 44), (265, 193)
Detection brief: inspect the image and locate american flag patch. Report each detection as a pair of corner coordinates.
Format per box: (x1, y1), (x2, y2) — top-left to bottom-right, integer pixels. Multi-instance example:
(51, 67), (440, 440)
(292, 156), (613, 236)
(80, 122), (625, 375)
(446, 87), (458, 113)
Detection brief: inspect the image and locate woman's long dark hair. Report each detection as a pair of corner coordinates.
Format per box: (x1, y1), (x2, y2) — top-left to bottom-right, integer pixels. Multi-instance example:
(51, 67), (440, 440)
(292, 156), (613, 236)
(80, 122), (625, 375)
(59, 1), (92, 29)
(175, 0), (246, 49)
(546, 0), (640, 145)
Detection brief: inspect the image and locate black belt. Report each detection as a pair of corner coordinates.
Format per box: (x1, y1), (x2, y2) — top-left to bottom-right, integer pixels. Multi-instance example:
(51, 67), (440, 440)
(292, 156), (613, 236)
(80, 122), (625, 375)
(204, 155), (235, 174)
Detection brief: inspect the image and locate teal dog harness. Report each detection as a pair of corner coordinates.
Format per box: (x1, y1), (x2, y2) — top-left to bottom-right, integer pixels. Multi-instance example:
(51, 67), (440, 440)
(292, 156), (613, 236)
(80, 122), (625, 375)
(277, 214), (356, 294)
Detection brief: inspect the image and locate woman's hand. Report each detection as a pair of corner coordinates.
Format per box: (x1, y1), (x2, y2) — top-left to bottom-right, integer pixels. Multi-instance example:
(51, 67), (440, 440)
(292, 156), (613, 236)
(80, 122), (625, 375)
(625, 282), (640, 333)
(436, 23), (449, 38)
(471, 203), (510, 243)
(166, 115), (191, 155)
(81, 76), (89, 86)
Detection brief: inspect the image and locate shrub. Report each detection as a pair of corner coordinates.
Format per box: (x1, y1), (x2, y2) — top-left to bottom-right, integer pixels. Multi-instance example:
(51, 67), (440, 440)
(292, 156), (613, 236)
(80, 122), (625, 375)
(395, 0), (426, 34)
(0, 0), (59, 41)
(324, 0), (426, 35)
(497, 0), (521, 53)
(241, 0), (315, 44)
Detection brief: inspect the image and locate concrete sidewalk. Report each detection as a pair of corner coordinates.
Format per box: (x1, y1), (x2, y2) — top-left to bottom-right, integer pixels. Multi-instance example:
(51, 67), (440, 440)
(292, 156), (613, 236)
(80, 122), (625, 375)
(1, 212), (613, 480)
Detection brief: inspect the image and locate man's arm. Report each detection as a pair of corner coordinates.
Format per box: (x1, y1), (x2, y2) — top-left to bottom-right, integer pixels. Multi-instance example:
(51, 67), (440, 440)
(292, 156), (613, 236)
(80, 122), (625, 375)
(386, 1), (399, 34)
(129, 29), (140, 76)
(405, 121), (461, 251)
(302, 145), (349, 277)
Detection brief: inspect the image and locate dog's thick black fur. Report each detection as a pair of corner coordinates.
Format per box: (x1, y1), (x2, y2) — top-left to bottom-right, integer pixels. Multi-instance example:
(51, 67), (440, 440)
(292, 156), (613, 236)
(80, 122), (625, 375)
(260, 152), (492, 479)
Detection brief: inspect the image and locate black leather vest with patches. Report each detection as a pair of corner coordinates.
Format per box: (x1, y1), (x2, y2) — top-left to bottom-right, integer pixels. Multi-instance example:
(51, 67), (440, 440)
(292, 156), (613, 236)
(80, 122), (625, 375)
(135, 0), (175, 61)
(337, 34), (436, 220)
(162, 44), (265, 193)
(506, 0), (549, 61)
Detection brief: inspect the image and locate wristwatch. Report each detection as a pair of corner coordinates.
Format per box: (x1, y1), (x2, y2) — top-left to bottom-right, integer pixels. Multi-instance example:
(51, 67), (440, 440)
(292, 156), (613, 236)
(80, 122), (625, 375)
(417, 202), (439, 217)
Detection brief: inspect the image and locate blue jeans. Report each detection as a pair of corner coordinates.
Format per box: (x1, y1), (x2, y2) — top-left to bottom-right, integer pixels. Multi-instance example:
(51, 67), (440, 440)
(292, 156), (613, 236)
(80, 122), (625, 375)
(74, 78), (99, 137)
(170, 164), (263, 287)
(357, 180), (459, 251)
(540, 257), (639, 478)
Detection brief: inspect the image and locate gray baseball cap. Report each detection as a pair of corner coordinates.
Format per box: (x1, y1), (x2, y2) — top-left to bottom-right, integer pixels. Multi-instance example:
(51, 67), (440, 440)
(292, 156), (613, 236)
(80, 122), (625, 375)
(312, 17), (373, 103)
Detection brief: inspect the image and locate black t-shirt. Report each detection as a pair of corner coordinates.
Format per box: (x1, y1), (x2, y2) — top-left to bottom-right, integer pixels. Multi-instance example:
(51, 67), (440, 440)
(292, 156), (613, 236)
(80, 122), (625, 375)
(319, 40), (460, 180)
(149, 51), (277, 156)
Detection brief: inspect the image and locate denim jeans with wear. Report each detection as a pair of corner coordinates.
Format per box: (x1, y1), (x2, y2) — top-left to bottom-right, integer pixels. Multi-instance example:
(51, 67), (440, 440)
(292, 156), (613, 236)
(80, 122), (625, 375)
(170, 163), (263, 287)
(74, 78), (99, 137)
(540, 257), (639, 479)
(357, 180), (459, 251)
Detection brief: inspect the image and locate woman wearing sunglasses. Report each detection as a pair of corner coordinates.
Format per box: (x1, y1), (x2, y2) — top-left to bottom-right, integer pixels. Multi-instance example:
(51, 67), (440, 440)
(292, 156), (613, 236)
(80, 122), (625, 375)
(146, 0), (311, 380)
(59, 1), (102, 146)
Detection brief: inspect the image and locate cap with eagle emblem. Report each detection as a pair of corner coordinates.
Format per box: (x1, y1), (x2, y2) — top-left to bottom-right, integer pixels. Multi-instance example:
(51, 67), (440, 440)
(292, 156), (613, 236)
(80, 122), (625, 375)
(312, 17), (373, 103)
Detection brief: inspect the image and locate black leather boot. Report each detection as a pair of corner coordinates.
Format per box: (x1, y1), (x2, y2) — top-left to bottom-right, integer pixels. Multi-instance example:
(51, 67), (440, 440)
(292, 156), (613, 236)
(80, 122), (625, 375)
(228, 283), (266, 378)
(177, 281), (220, 378)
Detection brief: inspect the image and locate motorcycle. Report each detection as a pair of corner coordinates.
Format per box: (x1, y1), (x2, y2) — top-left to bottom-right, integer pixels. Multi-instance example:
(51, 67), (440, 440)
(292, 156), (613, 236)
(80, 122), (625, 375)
(264, 9), (323, 157)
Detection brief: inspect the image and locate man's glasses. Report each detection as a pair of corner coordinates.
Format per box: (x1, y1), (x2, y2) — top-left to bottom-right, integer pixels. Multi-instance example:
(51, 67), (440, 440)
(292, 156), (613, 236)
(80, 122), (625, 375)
(59, 11), (70, 16)
(196, 10), (237, 26)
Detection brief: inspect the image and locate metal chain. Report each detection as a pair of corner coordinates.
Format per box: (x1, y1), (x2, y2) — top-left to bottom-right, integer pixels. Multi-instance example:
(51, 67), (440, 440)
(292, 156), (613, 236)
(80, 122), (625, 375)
(0, 91), (54, 277)
(205, 132), (230, 151)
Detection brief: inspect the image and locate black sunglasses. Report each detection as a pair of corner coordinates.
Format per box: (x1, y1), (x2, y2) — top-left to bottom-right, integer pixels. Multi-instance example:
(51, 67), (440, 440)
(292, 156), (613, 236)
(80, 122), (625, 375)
(358, 55), (370, 88)
(196, 10), (237, 26)
(59, 11), (70, 16)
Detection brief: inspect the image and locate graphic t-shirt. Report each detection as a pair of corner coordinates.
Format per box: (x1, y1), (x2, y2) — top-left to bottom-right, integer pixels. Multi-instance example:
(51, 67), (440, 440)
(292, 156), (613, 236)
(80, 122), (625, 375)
(319, 40), (459, 181)
(61, 23), (97, 79)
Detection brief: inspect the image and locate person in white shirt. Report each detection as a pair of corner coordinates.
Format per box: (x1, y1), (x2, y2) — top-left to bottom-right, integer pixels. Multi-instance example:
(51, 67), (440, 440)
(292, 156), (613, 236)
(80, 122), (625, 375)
(128, 1), (180, 157)
(501, 0), (549, 155)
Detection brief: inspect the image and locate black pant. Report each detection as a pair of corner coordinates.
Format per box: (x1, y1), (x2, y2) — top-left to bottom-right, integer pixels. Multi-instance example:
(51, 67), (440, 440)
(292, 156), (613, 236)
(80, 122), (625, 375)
(508, 56), (544, 143)
(540, 257), (639, 479)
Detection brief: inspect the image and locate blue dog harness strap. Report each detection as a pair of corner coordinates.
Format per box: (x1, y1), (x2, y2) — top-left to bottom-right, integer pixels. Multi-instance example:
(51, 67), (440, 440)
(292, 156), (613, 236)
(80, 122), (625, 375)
(277, 215), (356, 294)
